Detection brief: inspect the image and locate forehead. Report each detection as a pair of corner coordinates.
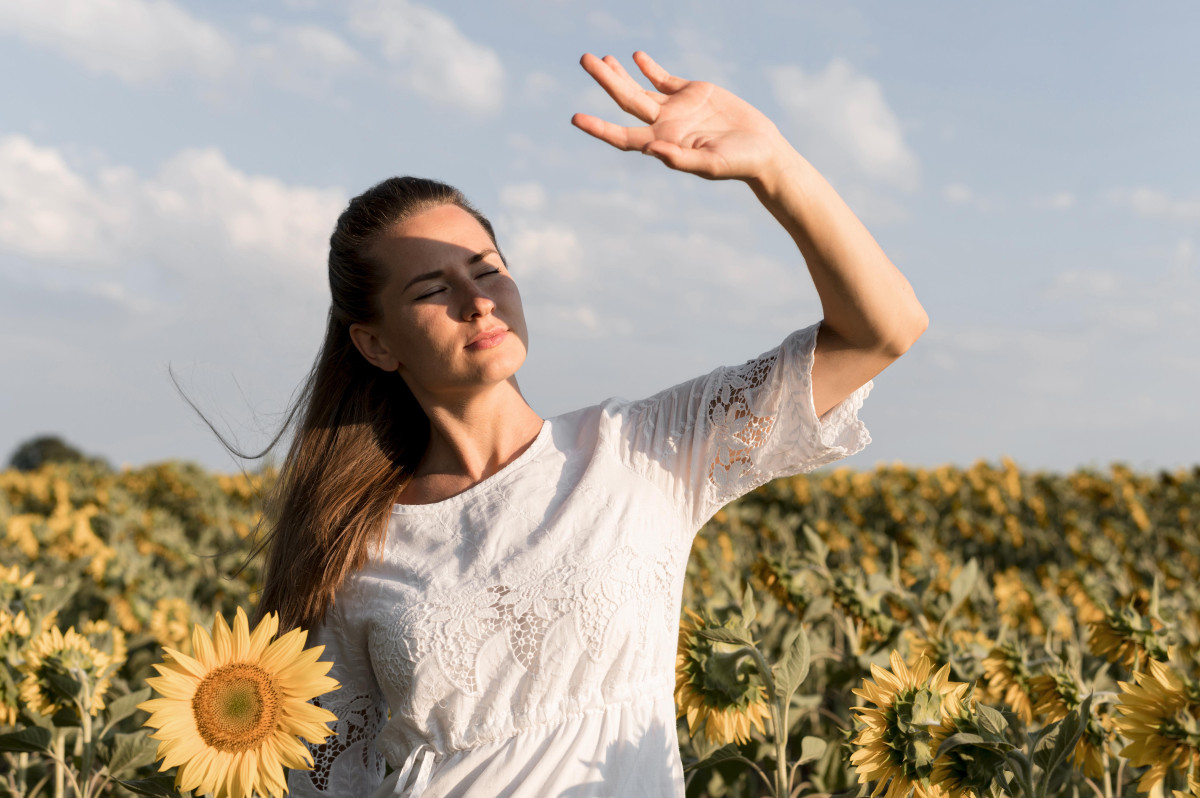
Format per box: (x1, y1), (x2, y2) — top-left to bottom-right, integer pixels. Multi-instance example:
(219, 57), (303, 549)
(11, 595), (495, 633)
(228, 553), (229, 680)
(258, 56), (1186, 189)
(368, 204), (495, 274)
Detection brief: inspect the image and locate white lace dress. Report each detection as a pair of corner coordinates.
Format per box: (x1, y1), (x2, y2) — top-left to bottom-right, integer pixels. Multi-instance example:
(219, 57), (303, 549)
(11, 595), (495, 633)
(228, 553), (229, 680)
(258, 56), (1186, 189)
(287, 320), (873, 797)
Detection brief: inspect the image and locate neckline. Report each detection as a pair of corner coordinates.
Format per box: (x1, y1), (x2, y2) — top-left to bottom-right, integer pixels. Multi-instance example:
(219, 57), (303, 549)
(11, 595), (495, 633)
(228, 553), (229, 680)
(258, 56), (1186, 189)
(390, 418), (551, 513)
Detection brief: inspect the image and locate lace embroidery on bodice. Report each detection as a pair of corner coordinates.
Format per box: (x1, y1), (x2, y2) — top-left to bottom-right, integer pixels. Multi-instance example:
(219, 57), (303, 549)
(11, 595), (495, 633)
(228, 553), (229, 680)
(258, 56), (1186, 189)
(371, 544), (679, 705)
(302, 691), (385, 793)
(705, 351), (777, 492)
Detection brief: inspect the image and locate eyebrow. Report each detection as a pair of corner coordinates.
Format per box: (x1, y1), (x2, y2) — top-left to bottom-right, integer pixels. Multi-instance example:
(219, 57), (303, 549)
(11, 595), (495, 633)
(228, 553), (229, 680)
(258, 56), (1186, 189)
(402, 249), (501, 292)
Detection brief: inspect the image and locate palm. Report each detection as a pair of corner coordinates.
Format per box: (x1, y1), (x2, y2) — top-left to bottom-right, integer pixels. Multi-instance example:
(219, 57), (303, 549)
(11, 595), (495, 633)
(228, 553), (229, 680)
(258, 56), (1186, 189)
(572, 52), (787, 181)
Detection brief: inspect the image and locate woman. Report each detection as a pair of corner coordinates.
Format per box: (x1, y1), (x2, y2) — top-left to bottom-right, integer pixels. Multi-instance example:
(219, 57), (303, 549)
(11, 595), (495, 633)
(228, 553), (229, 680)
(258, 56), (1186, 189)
(273, 52), (928, 797)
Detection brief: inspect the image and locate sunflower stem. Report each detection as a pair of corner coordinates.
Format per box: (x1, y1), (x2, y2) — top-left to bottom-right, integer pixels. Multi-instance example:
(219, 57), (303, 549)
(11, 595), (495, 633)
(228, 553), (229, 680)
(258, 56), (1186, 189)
(78, 706), (94, 798)
(53, 729), (64, 798)
(744, 644), (788, 798)
(1004, 751), (1037, 798)
(17, 751), (29, 796)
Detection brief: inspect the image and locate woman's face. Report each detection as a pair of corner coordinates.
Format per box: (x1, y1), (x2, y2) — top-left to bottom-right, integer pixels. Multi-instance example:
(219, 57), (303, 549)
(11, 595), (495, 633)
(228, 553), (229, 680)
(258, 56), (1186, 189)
(354, 203), (529, 401)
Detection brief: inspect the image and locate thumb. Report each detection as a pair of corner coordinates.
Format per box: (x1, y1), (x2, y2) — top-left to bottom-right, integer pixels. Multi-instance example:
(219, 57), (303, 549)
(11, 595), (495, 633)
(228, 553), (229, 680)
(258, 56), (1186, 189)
(641, 142), (718, 176)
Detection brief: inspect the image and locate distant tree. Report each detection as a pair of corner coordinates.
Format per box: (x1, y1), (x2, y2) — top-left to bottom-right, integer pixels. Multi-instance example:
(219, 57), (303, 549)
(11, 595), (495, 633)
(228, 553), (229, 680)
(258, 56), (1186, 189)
(8, 435), (91, 471)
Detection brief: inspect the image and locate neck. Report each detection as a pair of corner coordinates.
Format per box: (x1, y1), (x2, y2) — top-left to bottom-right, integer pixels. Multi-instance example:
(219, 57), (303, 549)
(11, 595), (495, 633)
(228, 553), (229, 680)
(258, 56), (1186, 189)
(410, 378), (543, 483)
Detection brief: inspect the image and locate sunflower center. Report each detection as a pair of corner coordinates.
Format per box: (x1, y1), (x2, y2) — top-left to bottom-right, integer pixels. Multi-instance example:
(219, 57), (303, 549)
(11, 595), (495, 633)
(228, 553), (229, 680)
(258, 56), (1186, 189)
(192, 663), (281, 752)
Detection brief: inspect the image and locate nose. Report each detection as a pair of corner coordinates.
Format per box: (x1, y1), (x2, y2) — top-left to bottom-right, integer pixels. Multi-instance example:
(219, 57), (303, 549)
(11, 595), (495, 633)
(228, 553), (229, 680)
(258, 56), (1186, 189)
(460, 284), (496, 321)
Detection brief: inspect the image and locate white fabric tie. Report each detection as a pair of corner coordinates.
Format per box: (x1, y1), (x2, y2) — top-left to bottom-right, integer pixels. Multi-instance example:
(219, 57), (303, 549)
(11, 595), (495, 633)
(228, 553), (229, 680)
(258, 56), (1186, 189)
(376, 744), (437, 798)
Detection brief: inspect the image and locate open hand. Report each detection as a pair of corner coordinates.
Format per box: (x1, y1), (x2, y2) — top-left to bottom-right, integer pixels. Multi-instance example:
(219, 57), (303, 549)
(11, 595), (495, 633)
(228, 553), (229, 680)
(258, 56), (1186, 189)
(571, 51), (793, 182)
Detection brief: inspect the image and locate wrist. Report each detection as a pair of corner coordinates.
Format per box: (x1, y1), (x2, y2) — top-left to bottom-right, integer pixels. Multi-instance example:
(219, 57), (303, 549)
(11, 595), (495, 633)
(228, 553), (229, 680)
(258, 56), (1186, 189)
(745, 142), (813, 201)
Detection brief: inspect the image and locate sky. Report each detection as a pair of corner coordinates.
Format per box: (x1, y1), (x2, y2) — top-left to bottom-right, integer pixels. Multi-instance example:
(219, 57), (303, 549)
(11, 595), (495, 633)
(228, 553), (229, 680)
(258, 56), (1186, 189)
(1, 0), (1197, 476)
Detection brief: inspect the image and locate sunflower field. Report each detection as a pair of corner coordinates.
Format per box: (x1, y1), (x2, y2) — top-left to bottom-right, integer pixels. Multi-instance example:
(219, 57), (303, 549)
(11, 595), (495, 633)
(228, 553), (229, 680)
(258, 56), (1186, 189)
(1, 456), (1198, 797)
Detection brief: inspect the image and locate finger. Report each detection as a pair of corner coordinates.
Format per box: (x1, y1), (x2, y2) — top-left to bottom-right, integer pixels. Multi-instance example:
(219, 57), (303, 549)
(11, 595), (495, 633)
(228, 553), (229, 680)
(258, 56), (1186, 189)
(602, 54), (669, 105)
(571, 112), (655, 152)
(579, 53), (660, 123)
(632, 51), (689, 94)
(642, 141), (723, 178)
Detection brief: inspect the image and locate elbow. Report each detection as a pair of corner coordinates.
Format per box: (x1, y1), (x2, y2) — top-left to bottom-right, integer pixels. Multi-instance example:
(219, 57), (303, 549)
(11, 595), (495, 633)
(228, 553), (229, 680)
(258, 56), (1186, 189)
(883, 309), (929, 357)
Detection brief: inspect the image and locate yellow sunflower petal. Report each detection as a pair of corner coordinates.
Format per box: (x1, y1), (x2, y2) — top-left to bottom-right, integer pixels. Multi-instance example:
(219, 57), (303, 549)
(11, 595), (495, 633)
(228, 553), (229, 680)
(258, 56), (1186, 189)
(141, 608), (340, 798)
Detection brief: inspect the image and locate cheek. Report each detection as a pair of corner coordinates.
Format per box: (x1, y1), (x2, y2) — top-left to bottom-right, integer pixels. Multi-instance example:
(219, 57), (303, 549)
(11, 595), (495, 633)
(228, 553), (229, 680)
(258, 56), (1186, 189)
(497, 281), (525, 316)
(391, 311), (447, 358)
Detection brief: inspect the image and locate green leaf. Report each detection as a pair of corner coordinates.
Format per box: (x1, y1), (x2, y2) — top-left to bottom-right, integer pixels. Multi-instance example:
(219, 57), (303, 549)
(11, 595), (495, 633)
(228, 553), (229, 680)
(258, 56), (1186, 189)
(0, 727), (52, 753)
(976, 703), (1009, 736)
(772, 625), (811, 705)
(936, 731), (1015, 757)
(936, 731), (985, 755)
(104, 688), (152, 730)
(683, 744), (745, 773)
(947, 558), (979, 617)
(697, 626), (754, 647)
(1033, 694), (1092, 789)
(741, 583), (757, 628)
(113, 776), (184, 797)
(802, 524), (829, 566)
(797, 735), (827, 765)
(108, 731), (160, 778)
(44, 664), (85, 704)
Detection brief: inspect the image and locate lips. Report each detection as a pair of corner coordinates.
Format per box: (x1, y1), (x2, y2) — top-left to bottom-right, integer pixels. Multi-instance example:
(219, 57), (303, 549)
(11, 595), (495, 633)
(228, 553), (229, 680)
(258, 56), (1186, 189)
(466, 328), (508, 349)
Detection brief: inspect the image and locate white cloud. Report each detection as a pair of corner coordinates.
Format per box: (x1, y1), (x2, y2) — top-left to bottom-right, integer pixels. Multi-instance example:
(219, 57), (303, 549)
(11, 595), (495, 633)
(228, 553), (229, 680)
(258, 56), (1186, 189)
(583, 10), (651, 39)
(281, 24), (361, 67)
(0, 136), (351, 470)
(519, 70), (560, 107)
(940, 183), (996, 212)
(499, 182), (548, 212)
(1036, 246), (1199, 338)
(1040, 269), (1121, 300)
(669, 29), (737, 90)
(1031, 191), (1075, 211)
(942, 183), (975, 206)
(0, 134), (344, 291)
(767, 59), (918, 191)
(1107, 188), (1200, 222)
(0, 0), (235, 83)
(0, 136), (124, 261)
(243, 18), (363, 98)
(348, 0), (504, 114)
(504, 223), (583, 280)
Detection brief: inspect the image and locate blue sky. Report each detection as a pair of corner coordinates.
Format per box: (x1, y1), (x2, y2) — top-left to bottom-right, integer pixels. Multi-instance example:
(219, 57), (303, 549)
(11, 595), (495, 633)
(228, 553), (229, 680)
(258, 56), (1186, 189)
(1, 0), (1197, 475)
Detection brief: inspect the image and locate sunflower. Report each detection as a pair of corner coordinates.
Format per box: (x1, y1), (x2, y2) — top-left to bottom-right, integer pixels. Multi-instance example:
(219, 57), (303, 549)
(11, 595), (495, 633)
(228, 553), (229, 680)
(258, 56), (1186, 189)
(751, 555), (807, 615)
(675, 608), (770, 746)
(19, 625), (116, 717)
(0, 564), (41, 614)
(849, 650), (968, 798)
(0, 608), (32, 647)
(149, 598), (193, 653)
(982, 642), (1034, 723)
(1060, 573), (1106, 626)
(902, 621), (990, 684)
(1114, 658), (1200, 794)
(0, 610), (28, 725)
(139, 607), (340, 798)
(0, 564), (36, 591)
(81, 619), (127, 665)
(1172, 772), (1200, 798)
(1029, 666), (1109, 778)
(929, 687), (1004, 798)
(1088, 606), (1170, 668)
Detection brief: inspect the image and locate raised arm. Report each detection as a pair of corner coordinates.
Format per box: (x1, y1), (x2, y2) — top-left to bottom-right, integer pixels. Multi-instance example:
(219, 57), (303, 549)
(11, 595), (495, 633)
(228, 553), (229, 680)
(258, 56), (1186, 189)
(572, 51), (928, 419)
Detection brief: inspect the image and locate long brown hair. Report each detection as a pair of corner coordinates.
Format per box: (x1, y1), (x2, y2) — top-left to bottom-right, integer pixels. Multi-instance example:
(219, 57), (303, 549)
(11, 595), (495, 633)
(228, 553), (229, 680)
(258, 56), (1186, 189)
(241, 176), (498, 632)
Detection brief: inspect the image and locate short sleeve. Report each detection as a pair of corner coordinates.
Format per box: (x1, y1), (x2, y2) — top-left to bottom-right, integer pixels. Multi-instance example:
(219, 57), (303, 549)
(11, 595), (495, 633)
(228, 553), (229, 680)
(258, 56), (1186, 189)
(286, 594), (388, 796)
(620, 319), (873, 530)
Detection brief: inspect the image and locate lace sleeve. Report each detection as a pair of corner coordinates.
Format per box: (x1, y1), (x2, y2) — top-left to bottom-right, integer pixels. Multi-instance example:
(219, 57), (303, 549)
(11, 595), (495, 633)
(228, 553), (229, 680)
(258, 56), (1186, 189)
(622, 319), (873, 530)
(287, 595), (387, 796)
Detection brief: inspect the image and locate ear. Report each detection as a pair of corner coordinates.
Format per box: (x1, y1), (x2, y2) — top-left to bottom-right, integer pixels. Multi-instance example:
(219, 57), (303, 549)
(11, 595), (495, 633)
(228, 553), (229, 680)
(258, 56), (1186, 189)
(348, 322), (401, 372)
